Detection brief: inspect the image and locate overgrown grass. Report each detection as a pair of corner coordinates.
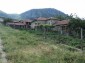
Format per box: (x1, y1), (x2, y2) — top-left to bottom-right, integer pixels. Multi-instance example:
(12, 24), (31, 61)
(0, 24), (85, 63)
(26, 29), (84, 49)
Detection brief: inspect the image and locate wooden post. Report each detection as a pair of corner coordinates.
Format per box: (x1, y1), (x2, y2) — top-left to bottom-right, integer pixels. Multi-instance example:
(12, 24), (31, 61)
(80, 28), (83, 51)
(13, 25), (15, 28)
(66, 27), (69, 36)
(60, 26), (63, 34)
(81, 28), (83, 40)
(44, 26), (46, 39)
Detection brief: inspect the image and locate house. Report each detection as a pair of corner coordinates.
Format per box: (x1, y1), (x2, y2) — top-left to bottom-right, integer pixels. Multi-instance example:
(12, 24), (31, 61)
(7, 19), (32, 29)
(30, 17), (58, 29)
(53, 20), (69, 35)
(6, 22), (26, 29)
(21, 19), (32, 29)
(30, 17), (48, 29)
(47, 17), (58, 25)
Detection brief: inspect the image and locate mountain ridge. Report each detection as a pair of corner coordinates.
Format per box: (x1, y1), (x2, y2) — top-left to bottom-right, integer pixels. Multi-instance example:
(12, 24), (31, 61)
(20, 8), (67, 19)
(0, 8), (67, 19)
(0, 10), (8, 18)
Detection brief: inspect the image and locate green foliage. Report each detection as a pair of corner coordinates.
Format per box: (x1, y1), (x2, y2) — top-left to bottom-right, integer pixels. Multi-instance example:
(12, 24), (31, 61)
(42, 24), (54, 30)
(3, 18), (13, 24)
(68, 18), (83, 28)
(55, 15), (68, 20)
(67, 17), (85, 38)
(39, 24), (54, 31)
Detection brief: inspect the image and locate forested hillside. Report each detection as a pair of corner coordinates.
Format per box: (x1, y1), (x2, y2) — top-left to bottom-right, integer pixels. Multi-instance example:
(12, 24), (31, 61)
(20, 8), (67, 19)
(0, 8), (67, 19)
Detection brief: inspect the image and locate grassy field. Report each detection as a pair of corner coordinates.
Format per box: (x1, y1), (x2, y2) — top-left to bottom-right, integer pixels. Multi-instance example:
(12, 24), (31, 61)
(0, 24), (85, 63)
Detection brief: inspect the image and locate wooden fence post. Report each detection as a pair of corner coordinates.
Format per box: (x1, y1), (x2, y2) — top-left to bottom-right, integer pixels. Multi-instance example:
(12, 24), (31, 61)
(81, 28), (83, 40)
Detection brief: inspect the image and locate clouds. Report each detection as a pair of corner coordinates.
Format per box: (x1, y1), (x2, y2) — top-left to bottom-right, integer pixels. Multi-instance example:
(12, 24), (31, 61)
(0, 0), (57, 13)
(0, 0), (85, 18)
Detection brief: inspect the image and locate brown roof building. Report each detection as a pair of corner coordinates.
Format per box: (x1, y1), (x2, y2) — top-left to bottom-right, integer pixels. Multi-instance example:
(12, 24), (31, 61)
(54, 20), (69, 26)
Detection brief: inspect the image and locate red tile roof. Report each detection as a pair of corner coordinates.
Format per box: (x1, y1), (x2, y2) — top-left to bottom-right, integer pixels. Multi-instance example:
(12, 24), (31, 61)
(7, 19), (32, 26)
(54, 20), (69, 26)
(14, 23), (25, 25)
(7, 22), (25, 26)
(7, 23), (15, 25)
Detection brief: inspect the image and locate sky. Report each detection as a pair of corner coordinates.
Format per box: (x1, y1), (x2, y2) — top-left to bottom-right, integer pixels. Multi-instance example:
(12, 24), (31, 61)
(0, 0), (85, 18)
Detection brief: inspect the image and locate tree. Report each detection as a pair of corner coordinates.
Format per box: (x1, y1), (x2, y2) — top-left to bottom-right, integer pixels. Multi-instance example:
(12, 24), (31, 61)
(3, 18), (13, 25)
(55, 15), (67, 21)
(68, 16), (85, 51)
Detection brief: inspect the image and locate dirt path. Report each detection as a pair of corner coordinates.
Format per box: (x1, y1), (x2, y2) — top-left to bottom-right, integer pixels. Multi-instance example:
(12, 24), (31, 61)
(0, 39), (7, 63)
